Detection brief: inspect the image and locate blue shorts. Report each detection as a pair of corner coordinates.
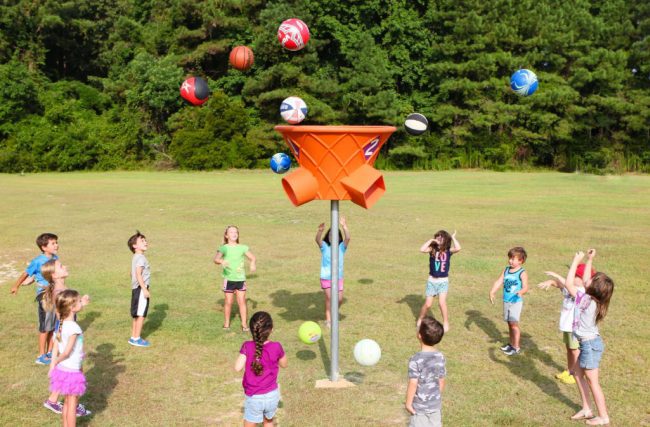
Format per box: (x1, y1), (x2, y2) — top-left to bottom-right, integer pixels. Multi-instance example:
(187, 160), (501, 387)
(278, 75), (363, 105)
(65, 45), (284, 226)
(425, 277), (449, 297)
(244, 388), (280, 423)
(578, 336), (604, 370)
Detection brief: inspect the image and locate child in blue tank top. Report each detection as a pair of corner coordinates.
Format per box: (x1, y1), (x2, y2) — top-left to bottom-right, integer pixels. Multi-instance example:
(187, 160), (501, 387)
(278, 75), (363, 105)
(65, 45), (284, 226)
(418, 230), (461, 333)
(489, 247), (529, 355)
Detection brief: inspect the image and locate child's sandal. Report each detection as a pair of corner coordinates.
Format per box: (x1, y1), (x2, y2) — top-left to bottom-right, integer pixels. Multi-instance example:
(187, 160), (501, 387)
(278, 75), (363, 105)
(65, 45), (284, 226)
(242, 326), (250, 332)
(570, 409), (594, 420)
(222, 325), (230, 330)
(585, 417), (609, 426)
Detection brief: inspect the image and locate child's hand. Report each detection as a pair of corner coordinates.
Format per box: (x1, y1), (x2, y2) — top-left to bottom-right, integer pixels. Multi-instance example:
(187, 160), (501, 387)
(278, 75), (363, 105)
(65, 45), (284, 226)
(405, 404), (416, 415)
(452, 230), (457, 238)
(81, 295), (90, 306)
(10, 286), (19, 295)
(143, 289), (150, 299)
(221, 260), (229, 268)
(573, 251), (585, 262)
(339, 216), (347, 228)
(489, 293), (496, 304)
(587, 248), (596, 259)
(537, 280), (553, 291)
(250, 261), (256, 273)
(317, 223), (325, 232)
(516, 290), (526, 297)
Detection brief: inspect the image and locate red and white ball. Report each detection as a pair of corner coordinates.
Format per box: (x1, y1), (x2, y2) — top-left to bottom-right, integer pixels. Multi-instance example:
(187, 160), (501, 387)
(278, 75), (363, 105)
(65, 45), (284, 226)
(280, 96), (308, 124)
(277, 18), (310, 51)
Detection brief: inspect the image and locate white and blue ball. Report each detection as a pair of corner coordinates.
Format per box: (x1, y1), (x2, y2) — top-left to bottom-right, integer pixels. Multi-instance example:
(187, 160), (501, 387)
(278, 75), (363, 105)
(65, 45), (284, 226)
(510, 69), (538, 96)
(405, 113), (428, 135)
(353, 339), (381, 366)
(280, 96), (308, 124)
(270, 152), (291, 174)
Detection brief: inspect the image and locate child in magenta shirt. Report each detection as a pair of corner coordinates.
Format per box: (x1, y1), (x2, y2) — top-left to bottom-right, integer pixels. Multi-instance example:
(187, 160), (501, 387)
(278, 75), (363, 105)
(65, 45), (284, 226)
(235, 311), (287, 426)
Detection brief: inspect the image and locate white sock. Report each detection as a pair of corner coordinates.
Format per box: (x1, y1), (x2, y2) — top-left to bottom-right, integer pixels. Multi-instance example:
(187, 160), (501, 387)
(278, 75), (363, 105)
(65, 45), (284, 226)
(131, 336), (138, 340)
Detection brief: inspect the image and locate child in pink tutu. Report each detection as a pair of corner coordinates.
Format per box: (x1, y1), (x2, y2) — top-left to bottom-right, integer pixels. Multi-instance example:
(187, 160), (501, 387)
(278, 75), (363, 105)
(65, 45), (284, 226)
(41, 260), (91, 417)
(49, 289), (87, 426)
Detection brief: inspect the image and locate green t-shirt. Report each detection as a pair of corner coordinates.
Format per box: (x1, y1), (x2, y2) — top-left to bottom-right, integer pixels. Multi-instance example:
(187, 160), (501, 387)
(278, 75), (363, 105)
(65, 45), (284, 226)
(218, 244), (249, 281)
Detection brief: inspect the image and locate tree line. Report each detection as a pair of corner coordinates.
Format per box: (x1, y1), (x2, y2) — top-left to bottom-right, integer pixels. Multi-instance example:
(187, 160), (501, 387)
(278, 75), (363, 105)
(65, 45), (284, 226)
(1, 0), (648, 173)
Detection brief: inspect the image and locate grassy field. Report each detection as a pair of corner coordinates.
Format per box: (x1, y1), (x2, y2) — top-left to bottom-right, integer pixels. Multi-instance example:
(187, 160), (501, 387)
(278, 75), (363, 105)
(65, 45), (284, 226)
(1, 170), (649, 426)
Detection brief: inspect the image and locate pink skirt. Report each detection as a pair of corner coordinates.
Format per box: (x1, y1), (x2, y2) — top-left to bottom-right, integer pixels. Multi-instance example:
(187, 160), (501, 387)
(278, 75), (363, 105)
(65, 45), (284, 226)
(49, 366), (86, 396)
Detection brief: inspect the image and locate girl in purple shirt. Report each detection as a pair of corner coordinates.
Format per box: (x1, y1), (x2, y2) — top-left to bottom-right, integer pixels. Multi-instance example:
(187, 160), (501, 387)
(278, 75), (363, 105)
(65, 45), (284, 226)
(235, 311), (287, 426)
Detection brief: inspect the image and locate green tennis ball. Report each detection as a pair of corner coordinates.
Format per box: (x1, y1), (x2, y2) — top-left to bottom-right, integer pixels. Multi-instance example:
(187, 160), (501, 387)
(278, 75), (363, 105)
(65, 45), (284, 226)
(298, 321), (322, 344)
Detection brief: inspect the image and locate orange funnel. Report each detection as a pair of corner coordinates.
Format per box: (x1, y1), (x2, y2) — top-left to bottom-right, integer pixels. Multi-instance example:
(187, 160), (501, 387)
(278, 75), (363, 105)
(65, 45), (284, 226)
(274, 125), (396, 209)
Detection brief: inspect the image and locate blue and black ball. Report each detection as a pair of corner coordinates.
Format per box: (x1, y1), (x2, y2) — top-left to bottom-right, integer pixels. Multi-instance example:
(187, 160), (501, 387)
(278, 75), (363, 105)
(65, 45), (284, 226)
(270, 153), (291, 174)
(510, 69), (538, 96)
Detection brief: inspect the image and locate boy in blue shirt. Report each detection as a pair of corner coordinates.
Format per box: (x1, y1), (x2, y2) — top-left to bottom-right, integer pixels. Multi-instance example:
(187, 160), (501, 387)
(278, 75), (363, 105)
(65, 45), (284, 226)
(10, 233), (59, 365)
(489, 247), (529, 356)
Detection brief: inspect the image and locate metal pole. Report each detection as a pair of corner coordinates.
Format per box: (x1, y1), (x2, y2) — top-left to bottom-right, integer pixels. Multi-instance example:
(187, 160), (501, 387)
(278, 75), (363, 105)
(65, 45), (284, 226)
(330, 200), (339, 381)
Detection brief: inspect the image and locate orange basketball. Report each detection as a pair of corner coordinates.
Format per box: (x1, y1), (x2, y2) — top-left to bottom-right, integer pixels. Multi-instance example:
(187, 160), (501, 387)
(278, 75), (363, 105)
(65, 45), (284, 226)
(229, 46), (254, 71)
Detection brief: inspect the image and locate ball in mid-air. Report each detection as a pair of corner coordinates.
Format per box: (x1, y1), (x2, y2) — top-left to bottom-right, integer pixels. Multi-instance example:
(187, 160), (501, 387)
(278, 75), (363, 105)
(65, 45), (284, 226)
(280, 96), (308, 124)
(229, 46), (254, 71)
(278, 18), (310, 51)
(510, 69), (538, 96)
(353, 339), (381, 366)
(298, 321), (321, 344)
(270, 152), (292, 174)
(404, 113), (429, 135)
(180, 76), (210, 106)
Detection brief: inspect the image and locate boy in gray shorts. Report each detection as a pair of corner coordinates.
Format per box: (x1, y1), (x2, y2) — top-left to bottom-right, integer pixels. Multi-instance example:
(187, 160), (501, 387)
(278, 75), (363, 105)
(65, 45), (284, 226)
(406, 316), (446, 427)
(489, 247), (529, 355)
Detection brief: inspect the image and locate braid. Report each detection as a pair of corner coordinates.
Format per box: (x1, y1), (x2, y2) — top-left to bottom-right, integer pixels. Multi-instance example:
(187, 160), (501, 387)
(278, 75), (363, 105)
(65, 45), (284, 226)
(248, 311), (273, 376)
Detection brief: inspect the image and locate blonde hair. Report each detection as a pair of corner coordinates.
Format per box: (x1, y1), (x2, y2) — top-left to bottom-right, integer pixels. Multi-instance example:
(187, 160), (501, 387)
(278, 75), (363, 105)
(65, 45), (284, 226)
(55, 290), (80, 342)
(40, 259), (57, 311)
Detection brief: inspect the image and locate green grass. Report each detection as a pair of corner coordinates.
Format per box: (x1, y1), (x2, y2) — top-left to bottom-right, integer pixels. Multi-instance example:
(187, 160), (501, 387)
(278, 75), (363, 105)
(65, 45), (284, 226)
(1, 170), (649, 426)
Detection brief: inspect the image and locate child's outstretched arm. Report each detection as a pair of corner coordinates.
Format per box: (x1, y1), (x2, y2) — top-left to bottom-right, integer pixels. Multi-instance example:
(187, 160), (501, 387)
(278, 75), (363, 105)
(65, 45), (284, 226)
(405, 378), (418, 415)
(245, 251), (256, 273)
(583, 248), (596, 282)
(564, 251), (585, 298)
(450, 230), (461, 253)
(537, 271), (566, 291)
(234, 354), (246, 372)
(489, 271), (505, 304)
(315, 223), (325, 247)
(10, 272), (29, 294)
(419, 239), (434, 253)
(340, 216), (351, 248)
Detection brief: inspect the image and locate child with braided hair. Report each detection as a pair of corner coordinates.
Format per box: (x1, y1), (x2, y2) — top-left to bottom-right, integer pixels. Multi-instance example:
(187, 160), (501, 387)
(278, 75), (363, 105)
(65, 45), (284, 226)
(49, 289), (87, 427)
(235, 311), (287, 426)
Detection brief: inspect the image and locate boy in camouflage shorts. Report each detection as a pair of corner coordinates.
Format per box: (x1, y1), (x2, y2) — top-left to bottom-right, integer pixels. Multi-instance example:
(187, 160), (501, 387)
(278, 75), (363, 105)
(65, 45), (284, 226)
(405, 316), (446, 427)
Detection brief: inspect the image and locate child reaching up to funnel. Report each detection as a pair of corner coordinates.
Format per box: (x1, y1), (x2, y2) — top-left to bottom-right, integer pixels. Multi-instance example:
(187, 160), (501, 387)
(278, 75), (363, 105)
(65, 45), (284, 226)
(214, 225), (256, 331)
(315, 216), (350, 329)
(418, 230), (461, 332)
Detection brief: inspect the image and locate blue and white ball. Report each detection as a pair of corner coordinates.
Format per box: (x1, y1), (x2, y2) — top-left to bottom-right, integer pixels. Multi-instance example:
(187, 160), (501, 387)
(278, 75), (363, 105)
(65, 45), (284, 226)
(280, 96), (308, 124)
(270, 152), (292, 174)
(510, 69), (538, 96)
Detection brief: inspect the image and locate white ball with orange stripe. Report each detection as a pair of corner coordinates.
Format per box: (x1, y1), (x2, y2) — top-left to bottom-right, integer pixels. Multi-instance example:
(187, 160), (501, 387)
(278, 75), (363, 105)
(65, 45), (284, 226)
(280, 96), (308, 124)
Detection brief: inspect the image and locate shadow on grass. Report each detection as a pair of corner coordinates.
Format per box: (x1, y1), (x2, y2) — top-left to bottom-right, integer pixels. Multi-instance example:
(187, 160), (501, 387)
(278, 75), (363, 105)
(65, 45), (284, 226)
(397, 294), (425, 321)
(78, 311), (101, 331)
(465, 310), (578, 410)
(142, 303), (168, 339)
(296, 349), (317, 361)
(269, 290), (346, 322)
(318, 336), (330, 377)
(357, 278), (373, 285)
(81, 343), (125, 422)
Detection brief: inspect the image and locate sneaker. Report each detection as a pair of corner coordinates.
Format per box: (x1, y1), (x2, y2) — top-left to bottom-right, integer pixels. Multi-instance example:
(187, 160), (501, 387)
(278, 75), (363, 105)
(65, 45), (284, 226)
(504, 346), (521, 356)
(35, 354), (51, 365)
(43, 400), (63, 414)
(45, 352), (52, 359)
(128, 338), (150, 347)
(500, 343), (513, 352)
(560, 374), (576, 384)
(555, 369), (570, 379)
(76, 403), (92, 417)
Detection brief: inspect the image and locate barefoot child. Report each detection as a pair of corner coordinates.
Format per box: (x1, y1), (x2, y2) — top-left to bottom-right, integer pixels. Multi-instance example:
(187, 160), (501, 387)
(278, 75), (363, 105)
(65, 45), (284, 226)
(214, 225), (256, 331)
(418, 230), (461, 332)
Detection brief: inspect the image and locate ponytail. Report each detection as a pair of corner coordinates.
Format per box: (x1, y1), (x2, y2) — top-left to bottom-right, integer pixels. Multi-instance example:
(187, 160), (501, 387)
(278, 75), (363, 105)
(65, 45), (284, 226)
(249, 311), (273, 376)
(40, 260), (57, 311)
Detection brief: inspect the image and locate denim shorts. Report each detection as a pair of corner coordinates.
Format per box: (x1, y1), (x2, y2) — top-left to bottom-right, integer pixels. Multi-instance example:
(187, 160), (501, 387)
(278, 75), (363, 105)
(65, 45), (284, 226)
(578, 336), (604, 370)
(425, 277), (449, 297)
(244, 388), (280, 423)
